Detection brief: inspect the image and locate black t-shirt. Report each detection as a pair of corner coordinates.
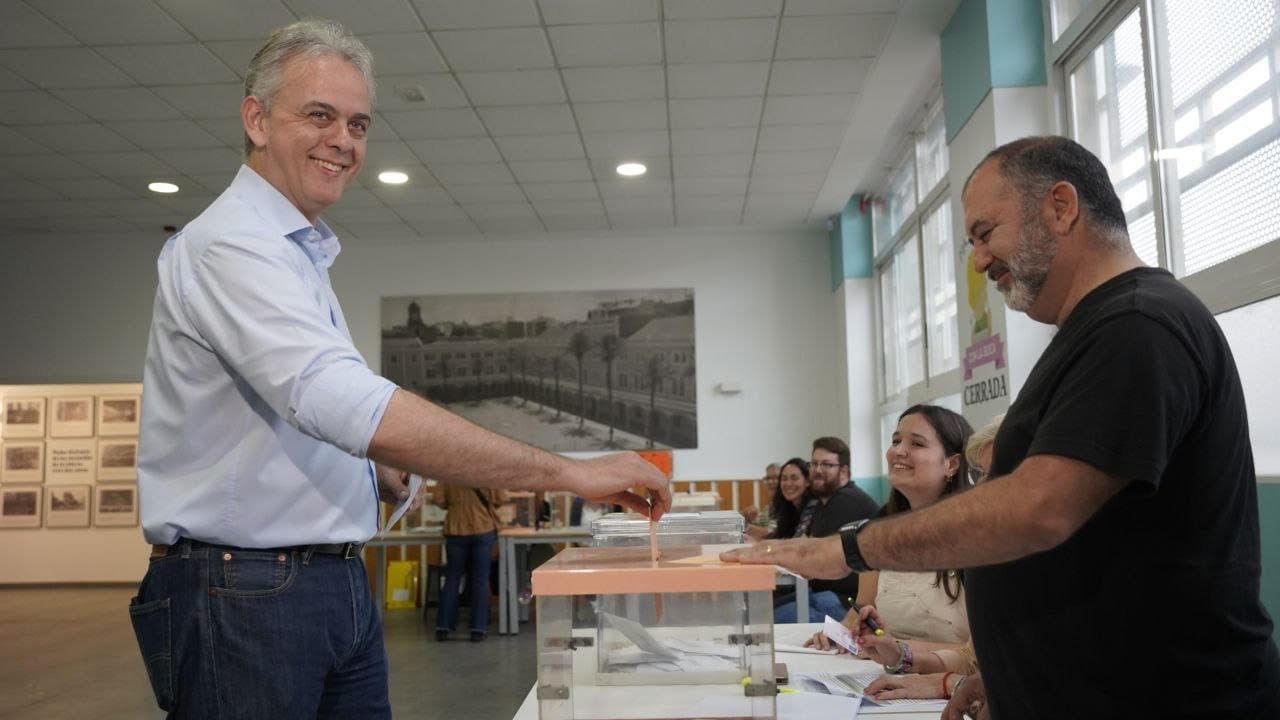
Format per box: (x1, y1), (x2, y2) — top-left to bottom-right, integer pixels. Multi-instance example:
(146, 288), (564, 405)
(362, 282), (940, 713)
(968, 268), (1280, 720)
(807, 482), (881, 602)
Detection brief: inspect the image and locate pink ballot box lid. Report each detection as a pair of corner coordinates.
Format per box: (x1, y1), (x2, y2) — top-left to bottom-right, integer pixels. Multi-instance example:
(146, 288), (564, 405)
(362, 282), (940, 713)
(531, 545), (776, 596)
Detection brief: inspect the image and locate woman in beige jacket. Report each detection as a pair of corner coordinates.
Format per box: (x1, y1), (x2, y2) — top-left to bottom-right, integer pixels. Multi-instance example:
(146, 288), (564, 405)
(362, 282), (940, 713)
(434, 483), (507, 642)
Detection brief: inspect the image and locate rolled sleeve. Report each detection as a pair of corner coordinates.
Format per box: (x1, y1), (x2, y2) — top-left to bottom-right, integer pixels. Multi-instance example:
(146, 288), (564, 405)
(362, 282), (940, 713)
(293, 361), (396, 457)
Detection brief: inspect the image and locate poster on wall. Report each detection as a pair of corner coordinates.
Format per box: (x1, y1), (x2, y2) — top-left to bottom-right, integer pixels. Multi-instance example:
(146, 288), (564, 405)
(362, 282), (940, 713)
(94, 484), (138, 527)
(97, 438), (138, 481)
(958, 246), (1011, 429)
(45, 484), (91, 528)
(49, 396), (94, 438)
(381, 288), (698, 452)
(2, 441), (44, 483)
(1, 486), (42, 529)
(2, 397), (46, 439)
(97, 396), (140, 437)
(45, 439), (96, 485)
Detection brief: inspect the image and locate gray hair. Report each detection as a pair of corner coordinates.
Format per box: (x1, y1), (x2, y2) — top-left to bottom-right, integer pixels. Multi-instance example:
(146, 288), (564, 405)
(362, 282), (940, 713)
(242, 19), (376, 156)
(965, 413), (1004, 469)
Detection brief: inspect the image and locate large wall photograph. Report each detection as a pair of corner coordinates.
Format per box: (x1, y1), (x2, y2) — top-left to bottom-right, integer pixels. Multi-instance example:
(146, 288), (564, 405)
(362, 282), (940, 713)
(382, 289), (696, 452)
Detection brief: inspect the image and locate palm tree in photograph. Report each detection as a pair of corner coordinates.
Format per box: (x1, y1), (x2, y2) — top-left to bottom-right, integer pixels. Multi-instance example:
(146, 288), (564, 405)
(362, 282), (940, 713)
(514, 347), (529, 406)
(567, 331), (592, 430)
(599, 334), (621, 444)
(550, 354), (566, 422)
(435, 354), (450, 402)
(504, 345), (519, 403)
(531, 354), (547, 412)
(470, 355), (485, 402)
(642, 353), (673, 449)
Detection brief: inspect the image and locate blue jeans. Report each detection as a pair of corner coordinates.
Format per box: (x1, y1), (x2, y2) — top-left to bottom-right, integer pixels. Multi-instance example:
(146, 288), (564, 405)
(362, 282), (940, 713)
(773, 590), (849, 624)
(128, 540), (389, 719)
(438, 530), (497, 634)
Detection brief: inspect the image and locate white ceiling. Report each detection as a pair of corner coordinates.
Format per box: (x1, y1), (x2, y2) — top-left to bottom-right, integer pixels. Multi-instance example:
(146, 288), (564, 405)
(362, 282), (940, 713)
(0, 0), (957, 242)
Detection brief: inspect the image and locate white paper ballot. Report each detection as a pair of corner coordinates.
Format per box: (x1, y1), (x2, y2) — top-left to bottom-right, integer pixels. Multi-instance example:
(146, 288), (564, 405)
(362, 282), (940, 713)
(380, 474), (423, 534)
(823, 614), (860, 654)
(778, 690), (863, 719)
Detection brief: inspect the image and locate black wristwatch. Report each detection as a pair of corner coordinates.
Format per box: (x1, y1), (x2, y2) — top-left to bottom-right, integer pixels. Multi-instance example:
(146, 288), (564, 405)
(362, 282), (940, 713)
(838, 519), (872, 573)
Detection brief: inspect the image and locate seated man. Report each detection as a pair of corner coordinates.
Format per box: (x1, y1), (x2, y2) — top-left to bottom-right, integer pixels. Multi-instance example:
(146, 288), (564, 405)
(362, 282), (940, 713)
(774, 436), (879, 623)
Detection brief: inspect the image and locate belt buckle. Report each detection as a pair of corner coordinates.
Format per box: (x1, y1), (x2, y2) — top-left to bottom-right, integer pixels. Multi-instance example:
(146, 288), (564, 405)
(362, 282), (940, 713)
(342, 542), (363, 559)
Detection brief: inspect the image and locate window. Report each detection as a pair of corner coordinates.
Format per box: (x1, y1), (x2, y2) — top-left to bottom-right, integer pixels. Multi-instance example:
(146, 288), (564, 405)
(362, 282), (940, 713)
(1059, 0), (1280, 309)
(1050, 0), (1089, 40)
(922, 201), (959, 375)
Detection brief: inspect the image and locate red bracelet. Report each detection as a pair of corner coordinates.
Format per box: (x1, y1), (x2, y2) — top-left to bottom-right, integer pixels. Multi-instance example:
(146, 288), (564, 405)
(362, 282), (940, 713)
(941, 672), (955, 699)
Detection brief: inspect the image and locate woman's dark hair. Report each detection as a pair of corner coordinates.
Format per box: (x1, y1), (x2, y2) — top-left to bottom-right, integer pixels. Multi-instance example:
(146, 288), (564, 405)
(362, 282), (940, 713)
(883, 404), (975, 601)
(770, 457), (811, 540)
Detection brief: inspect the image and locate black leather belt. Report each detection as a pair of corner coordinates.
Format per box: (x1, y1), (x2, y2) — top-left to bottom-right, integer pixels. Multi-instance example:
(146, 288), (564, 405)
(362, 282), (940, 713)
(151, 538), (364, 559)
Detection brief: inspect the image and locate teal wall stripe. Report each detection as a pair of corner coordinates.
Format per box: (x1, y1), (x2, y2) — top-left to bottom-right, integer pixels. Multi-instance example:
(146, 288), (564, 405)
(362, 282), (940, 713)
(853, 475), (889, 506)
(828, 195), (874, 291)
(987, 0), (1048, 87)
(941, 0), (993, 142)
(1259, 483), (1280, 643)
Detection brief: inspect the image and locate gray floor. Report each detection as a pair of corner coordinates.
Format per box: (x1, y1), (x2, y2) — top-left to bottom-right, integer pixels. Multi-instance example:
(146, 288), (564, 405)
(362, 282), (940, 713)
(0, 585), (536, 719)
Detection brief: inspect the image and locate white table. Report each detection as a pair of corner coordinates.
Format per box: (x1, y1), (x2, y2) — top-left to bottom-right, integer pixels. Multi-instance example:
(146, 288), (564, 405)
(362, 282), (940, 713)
(511, 623), (947, 719)
(497, 526), (592, 635)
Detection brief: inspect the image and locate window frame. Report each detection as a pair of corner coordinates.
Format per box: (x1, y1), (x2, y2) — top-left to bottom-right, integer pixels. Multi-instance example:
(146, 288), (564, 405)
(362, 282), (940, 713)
(1049, 0), (1280, 313)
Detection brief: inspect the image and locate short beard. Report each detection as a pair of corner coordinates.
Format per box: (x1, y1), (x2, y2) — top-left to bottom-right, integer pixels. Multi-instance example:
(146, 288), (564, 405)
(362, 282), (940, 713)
(1002, 214), (1057, 312)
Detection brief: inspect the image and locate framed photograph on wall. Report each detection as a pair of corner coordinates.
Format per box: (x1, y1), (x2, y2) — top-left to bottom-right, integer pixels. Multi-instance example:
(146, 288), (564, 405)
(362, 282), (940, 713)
(44, 439), (96, 485)
(45, 484), (91, 528)
(2, 397), (46, 439)
(1, 486), (43, 529)
(97, 438), (138, 481)
(49, 396), (94, 438)
(94, 484), (138, 527)
(97, 396), (140, 437)
(1, 441), (44, 483)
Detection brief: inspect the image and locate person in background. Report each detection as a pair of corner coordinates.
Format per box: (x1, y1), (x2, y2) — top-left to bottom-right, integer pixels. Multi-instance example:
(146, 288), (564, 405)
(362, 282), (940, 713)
(725, 136), (1280, 719)
(808, 406), (974, 667)
(773, 436), (879, 623)
(767, 458), (816, 540)
(434, 482), (506, 642)
(743, 462), (781, 538)
(860, 414), (1004, 703)
(131, 19), (671, 719)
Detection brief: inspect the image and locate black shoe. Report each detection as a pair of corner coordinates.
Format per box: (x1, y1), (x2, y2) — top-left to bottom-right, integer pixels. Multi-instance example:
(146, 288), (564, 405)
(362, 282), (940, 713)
(469, 631), (486, 642)
(435, 629), (449, 642)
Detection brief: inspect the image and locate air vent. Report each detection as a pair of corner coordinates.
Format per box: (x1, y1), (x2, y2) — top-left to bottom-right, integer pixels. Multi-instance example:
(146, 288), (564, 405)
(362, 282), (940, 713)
(393, 84), (427, 103)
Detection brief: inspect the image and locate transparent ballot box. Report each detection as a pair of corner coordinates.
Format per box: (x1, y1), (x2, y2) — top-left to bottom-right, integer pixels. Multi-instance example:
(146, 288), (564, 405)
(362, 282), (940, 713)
(590, 511), (744, 548)
(532, 546), (777, 720)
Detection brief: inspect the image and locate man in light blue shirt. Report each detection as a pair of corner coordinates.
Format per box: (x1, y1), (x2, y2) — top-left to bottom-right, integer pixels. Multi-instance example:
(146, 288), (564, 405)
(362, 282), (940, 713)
(129, 19), (671, 720)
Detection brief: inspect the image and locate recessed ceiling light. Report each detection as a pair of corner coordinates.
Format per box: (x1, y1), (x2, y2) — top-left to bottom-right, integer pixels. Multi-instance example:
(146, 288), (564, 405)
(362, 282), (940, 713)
(378, 170), (409, 185)
(148, 182), (179, 194)
(616, 162), (647, 177)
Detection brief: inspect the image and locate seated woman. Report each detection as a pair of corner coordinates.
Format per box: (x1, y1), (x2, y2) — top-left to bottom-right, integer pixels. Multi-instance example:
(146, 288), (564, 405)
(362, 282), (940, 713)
(808, 405), (974, 660)
(860, 414), (1004, 703)
(769, 458), (817, 540)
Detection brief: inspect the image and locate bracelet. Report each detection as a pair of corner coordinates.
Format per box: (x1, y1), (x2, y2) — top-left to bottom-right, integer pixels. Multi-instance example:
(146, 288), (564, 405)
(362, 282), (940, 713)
(882, 640), (914, 674)
(941, 672), (955, 699)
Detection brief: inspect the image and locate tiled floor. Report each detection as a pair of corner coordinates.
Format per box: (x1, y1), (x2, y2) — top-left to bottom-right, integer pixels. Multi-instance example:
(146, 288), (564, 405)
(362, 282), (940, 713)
(0, 585), (535, 719)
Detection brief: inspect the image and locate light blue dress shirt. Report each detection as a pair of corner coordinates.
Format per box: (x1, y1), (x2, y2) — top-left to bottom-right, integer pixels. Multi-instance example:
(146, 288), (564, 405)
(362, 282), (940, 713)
(139, 165), (398, 547)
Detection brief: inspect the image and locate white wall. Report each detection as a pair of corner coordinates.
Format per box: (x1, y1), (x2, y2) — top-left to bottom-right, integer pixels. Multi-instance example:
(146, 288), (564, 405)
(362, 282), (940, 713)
(332, 227), (842, 479)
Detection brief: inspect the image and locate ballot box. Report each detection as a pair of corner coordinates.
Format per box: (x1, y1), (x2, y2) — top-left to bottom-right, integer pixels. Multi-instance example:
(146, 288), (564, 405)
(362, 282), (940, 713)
(532, 545), (776, 720)
(589, 511), (744, 548)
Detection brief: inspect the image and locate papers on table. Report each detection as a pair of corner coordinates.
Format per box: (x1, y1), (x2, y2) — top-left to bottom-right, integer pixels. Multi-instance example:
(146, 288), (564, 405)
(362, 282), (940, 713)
(778, 690), (863, 719)
(793, 670), (950, 709)
(823, 614), (860, 654)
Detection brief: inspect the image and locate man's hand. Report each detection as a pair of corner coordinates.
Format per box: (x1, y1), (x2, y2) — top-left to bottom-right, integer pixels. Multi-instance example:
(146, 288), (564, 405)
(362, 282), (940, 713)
(865, 673), (945, 701)
(569, 453), (672, 520)
(942, 672), (987, 720)
(719, 535), (850, 579)
(376, 464), (423, 512)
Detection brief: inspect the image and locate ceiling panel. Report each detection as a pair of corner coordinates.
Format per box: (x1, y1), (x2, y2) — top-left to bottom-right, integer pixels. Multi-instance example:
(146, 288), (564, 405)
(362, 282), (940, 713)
(0, 127), (51, 155)
(775, 15), (895, 60)
(457, 70), (566, 106)
(407, 137), (503, 164)
(155, 0), (298, 41)
(664, 19), (777, 63)
(0, 3), (79, 47)
(0, 47), (135, 88)
(509, 159), (593, 183)
(547, 23), (662, 67)
(761, 93), (855, 125)
(574, 100), (667, 132)
(430, 162), (516, 186)
(670, 127), (757, 155)
(672, 153), (752, 178)
(539, 0), (659, 25)
(377, 74), (470, 110)
(756, 123), (847, 152)
(448, 183), (527, 203)
(19, 124), (136, 154)
(381, 108), (488, 139)
(786, 0), (903, 16)
(109, 120), (225, 151)
(521, 181), (599, 200)
(361, 33), (449, 75)
(581, 130), (668, 158)
(561, 65), (664, 103)
(669, 97), (762, 129)
(30, 0), (192, 44)
(494, 134), (586, 161)
(149, 84), (244, 120)
(412, 0), (541, 30)
(433, 28), (554, 71)
(95, 44), (239, 86)
(662, 0), (782, 21)
(284, 0), (425, 34)
(674, 176), (749, 196)
(767, 58), (874, 96)
(478, 104), (577, 135)
(667, 62), (769, 98)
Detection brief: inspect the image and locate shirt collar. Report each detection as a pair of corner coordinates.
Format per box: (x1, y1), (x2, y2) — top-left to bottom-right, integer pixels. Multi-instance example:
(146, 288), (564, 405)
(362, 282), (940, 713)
(231, 164), (343, 269)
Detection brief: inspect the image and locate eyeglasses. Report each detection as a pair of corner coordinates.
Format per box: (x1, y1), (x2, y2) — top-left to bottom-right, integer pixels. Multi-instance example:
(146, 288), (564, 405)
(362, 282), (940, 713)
(810, 461), (842, 472)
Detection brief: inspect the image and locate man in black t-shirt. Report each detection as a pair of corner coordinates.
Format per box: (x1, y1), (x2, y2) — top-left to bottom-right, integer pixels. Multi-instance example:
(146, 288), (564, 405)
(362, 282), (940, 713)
(774, 436), (879, 623)
(725, 136), (1280, 719)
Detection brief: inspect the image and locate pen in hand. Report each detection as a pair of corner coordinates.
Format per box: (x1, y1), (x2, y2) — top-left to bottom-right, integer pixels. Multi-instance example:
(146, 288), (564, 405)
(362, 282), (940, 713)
(850, 603), (886, 636)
